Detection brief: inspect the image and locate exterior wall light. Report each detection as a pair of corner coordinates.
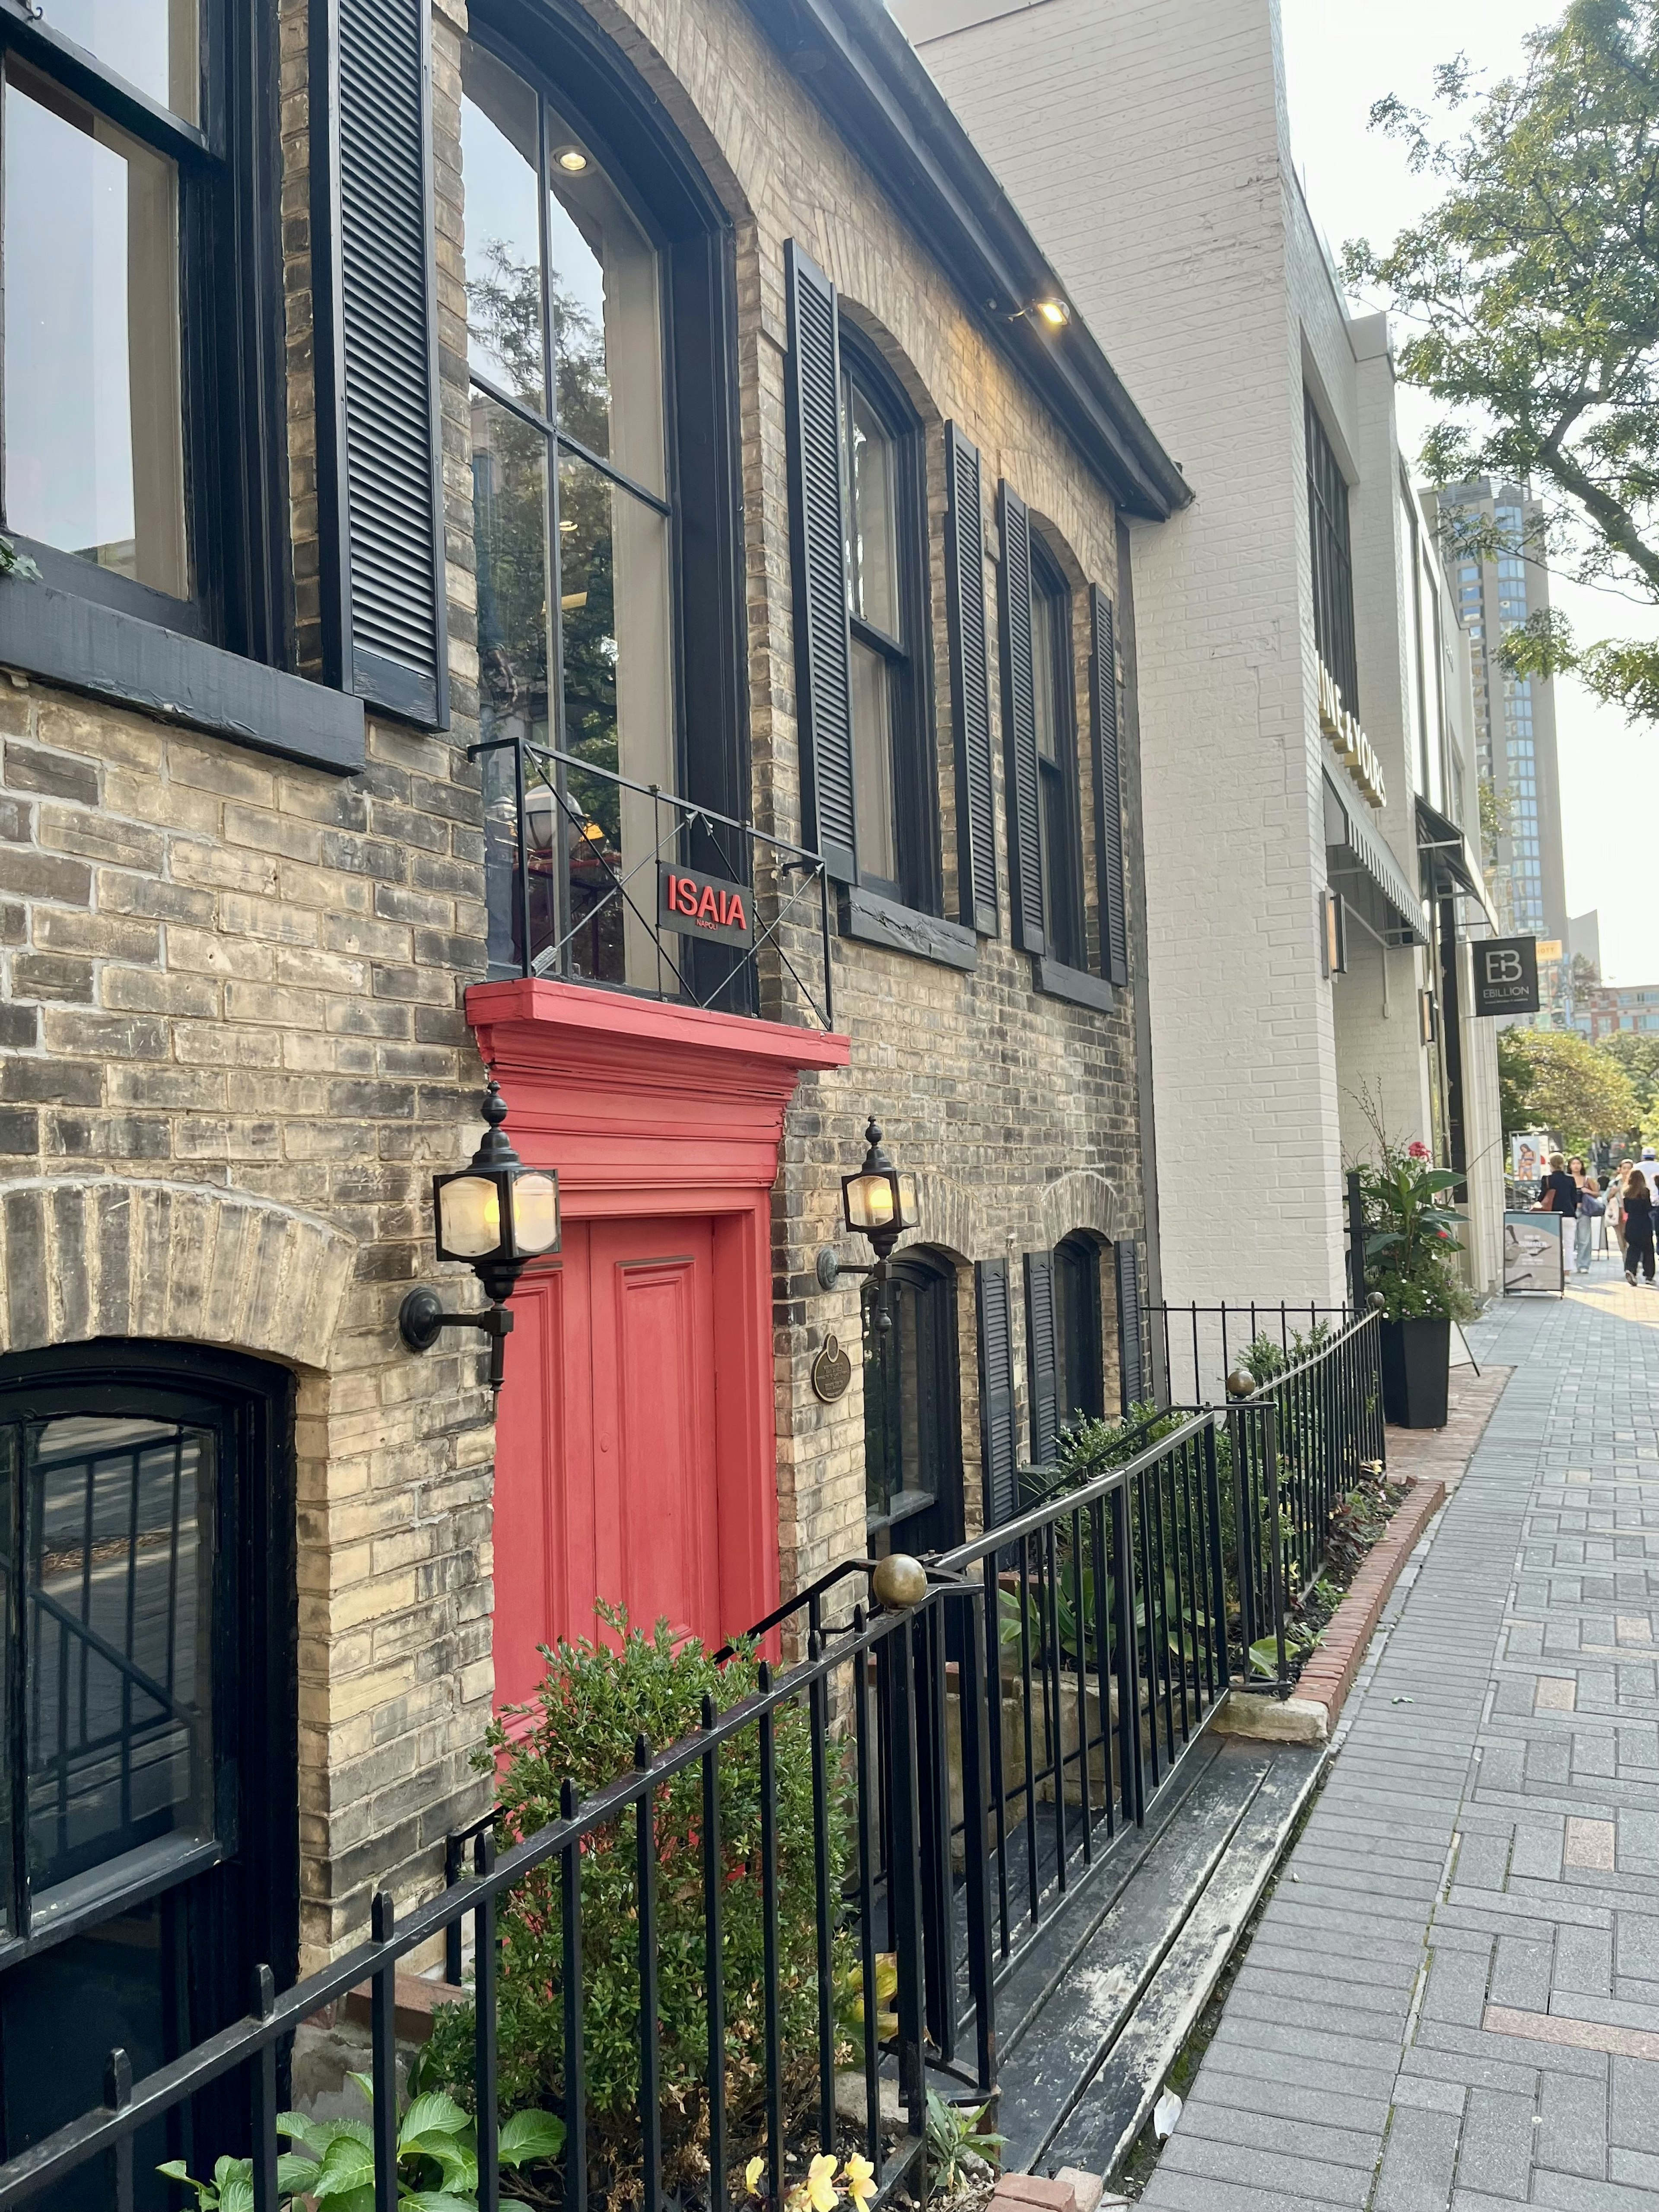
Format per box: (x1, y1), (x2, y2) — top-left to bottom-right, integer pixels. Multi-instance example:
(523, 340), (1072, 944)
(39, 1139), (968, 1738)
(814, 1117), (920, 1331)
(1031, 296), (1070, 328)
(398, 1080), (561, 1389)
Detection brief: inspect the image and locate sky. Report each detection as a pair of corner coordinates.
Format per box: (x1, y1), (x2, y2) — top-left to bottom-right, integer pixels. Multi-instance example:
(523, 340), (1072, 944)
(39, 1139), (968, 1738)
(1280, 0), (1659, 986)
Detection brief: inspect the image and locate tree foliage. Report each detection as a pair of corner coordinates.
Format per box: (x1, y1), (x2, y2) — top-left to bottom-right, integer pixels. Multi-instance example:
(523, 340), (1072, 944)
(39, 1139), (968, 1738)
(1343, 2), (1659, 719)
(1496, 1024), (1639, 1147)
(1599, 1028), (1659, 1115)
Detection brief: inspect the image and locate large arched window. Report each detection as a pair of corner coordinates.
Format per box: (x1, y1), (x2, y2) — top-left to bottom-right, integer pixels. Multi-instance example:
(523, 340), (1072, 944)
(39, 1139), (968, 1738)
(863, 1250), (963, 1553)
(468, 3), (743, 993)
(0, 1344), (295, 2185)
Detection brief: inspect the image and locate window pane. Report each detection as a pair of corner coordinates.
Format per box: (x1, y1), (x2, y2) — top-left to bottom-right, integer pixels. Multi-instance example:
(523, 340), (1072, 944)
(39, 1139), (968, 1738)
(37, 0), (199, 123)
(22, 1415), (214, 1901)
(3, 62), (188, 598)
(851, 637), (897, 887)
(473, 389), (554, 975)
(1031, 582), (1058, 763)
(461, 40), (545, 409)
(557, 451), (673, 986)
(547, 122), (665, 495)
(843, 377), (899, 635)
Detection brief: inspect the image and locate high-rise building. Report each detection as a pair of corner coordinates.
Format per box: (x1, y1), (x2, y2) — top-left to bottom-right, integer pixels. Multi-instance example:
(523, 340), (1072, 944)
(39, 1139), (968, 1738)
(1425, 480), (1567, 944)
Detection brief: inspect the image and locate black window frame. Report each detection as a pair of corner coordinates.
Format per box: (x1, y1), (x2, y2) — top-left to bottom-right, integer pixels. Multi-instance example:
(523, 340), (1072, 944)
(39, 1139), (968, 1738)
(0, 1338), (298, 2170)
(1054, 1233), (1105, 1427)
(1030, 534), (1086, 972)
(0, 3), (362, 769)
(1305, 390), (1359, 717)
(863, 1249), (963, 1552)
(838, 324), (938, 917)
(470, 0), (748, 996)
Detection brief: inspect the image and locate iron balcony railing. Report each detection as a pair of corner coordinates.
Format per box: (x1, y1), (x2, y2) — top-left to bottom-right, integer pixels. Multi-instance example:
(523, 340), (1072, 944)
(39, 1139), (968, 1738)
(1, 1324), (1387, 2211)
(479, 736), (836, 1030)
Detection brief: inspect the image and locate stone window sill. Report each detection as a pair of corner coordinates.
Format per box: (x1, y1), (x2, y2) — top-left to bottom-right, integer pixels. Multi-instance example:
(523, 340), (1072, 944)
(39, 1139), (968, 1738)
(0, 579), (365, 773)
(1035, 956), (1116, 1013)
(840, 884), (978, 972)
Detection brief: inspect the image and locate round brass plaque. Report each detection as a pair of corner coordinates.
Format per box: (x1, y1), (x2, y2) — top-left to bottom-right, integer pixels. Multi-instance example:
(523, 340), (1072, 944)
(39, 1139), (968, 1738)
(811, 1332), (852, 1403)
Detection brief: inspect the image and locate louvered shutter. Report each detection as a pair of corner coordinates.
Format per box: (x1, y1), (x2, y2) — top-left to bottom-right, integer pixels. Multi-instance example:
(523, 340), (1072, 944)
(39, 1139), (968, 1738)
(976, 1258), (1017, 1529)
(946, 426), (996, 934)
(998, 483), (1044, 954)
(1024, 1251), (1058, 1466)
(1090, 585), (1129, 987)
(785, 241), (856, 883)
(1115, 1242), (1145, 1412)
(311, 0), (448, 728)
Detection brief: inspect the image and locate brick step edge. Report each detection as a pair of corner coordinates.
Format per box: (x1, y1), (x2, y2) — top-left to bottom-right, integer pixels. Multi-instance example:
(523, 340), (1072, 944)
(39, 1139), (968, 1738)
(1214, 1475), (1446, 1745)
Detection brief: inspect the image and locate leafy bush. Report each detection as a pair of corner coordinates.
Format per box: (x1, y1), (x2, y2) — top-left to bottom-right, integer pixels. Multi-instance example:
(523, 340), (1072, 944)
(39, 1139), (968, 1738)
(423, 1609), (854, 2201)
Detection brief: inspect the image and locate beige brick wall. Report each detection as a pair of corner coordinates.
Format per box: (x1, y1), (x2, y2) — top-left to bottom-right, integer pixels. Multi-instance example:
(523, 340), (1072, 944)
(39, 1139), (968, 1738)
(0, 0), (1149, 1964)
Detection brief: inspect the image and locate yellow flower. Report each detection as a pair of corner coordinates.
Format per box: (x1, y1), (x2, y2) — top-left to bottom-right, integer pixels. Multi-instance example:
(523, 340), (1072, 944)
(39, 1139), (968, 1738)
(744, 2158), (766, 2198)
(806, 2152), (841, 2212)
(843, 2154), (876, 2209)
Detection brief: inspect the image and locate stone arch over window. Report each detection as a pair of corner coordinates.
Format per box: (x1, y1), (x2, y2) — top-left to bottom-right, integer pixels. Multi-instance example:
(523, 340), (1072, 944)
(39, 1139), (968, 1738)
(1036, 1169), (1131, 1252)
(0, 1178), (356, 1370)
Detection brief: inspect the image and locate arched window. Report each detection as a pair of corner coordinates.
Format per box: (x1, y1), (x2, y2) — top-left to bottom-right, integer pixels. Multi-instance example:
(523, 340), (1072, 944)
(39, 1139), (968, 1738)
(0, 1343), (295, 2180)
(839, 330), (935, 911)
(863, 1250), (963, 1552)
(1054, 1234), (1105, 1426)
(467, 4), (743, 992)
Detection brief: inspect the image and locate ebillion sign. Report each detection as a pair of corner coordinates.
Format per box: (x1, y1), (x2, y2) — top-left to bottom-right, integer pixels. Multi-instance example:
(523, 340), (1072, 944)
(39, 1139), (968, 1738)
(658, 862), (753, 949)
(1472, 936), (1541, 1018)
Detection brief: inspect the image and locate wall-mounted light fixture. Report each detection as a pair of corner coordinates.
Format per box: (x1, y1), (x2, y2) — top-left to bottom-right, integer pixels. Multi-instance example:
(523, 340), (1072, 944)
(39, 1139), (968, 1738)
(1418, 989), (1439, 1046)
(397, 1081), (561, 1389)
(814, 1117), (920, 1332)
(1320, 887), (1347, 978)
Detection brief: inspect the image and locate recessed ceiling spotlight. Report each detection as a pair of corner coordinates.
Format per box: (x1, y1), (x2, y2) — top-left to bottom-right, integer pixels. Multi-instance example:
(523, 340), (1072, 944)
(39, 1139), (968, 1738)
(553, 146), (588, 173)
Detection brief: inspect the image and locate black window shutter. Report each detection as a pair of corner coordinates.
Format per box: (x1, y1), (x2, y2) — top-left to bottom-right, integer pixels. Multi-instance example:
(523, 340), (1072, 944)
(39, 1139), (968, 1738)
(311, 0), (448, 729)
(785, 241), (856, 883)
(1090, 585), (1129, 987)
(945, 425), (996, 934)
(998, 482), (1044, 954)
(976, 1258), (1017, 1529)
(1024, 1250), (1058, 1465)
(1114, 1241), (1145, 1412)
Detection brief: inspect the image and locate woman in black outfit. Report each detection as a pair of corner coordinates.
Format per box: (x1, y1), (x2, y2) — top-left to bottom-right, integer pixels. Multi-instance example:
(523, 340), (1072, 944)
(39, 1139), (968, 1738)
(1623, 1169), (1656, 1286)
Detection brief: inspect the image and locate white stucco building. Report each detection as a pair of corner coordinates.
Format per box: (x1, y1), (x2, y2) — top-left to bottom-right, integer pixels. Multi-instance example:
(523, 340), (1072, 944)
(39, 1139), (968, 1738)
(893, 0), (1504, 1307)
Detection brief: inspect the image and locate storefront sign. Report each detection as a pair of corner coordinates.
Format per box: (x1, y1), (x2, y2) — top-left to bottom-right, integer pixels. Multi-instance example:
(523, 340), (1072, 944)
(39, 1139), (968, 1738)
(1504, 1210), (1564, 1295)
(658, 863), (753, 948)
(1473, 936), (1540, 1017)
(1316, 661), (1386, 808)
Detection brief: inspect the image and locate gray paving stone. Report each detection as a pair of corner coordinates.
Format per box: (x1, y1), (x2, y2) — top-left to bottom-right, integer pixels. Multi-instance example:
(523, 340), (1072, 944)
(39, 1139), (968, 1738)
(1610, 2056), (1659, 2152)
(1537, 2068), (1610, 2180)
(1154, 2131), (1369, 2207)
(1375, 2103), (1462, 2212)
(1455, 2088), (1535, 2200)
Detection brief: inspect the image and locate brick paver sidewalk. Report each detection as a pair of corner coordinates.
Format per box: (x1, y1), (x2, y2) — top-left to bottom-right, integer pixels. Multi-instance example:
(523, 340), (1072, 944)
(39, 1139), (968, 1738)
(1138, 1250), (1659, 2212)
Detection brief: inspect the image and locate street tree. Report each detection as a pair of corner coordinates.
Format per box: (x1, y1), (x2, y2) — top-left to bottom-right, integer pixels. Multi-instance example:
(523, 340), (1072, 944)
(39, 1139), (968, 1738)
(1497, 1025), (1639, 1149)
(1343, 1), (1659, 722)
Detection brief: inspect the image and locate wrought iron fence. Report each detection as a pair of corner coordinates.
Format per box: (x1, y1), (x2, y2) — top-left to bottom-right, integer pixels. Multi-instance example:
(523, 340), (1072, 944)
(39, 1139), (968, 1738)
(1142, 1299), (1362, 1410)
(479, 737), (836, 1030)
(0, 1333), (1387, 2210)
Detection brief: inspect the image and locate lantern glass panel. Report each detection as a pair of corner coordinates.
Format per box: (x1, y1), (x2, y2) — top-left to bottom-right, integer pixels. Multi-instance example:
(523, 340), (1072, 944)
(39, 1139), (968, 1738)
(896, 1172), (920, 1228)
(438, 1173), (503, 1259)
(511, 1170), (561, 1256)
(846, 1173), (896, 1233)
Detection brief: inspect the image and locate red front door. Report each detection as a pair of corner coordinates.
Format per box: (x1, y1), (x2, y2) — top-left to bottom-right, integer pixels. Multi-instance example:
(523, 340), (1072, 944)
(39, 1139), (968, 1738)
(493, 1216), (731, 1709)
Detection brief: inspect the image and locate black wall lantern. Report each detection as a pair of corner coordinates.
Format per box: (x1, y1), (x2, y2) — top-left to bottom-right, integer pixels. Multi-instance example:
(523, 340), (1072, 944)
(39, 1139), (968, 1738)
(815, 1117), (920, 1331)
(398, 1081), (561, 1388)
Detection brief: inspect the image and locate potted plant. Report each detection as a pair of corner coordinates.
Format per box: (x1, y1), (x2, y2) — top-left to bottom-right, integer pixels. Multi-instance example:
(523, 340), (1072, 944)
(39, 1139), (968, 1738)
(1357, 1138), (1477, 1429)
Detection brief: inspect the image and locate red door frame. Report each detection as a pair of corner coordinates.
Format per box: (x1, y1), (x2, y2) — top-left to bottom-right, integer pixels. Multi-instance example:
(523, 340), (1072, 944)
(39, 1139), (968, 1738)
(467, 979), (849, 1644)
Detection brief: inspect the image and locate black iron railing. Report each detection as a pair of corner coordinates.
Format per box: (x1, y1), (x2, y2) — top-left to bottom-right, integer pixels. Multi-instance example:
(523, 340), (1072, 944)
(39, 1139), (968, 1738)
(1142, 1299), (1362, 1410)
(0, 1330), (1388, 2210)
(480, 737), (836, 1030)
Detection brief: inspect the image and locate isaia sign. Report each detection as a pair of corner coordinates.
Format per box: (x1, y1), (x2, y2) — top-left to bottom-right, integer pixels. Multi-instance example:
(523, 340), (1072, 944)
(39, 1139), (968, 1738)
(1472, 936), (1540, 1018)
(658, 862), (753, 949)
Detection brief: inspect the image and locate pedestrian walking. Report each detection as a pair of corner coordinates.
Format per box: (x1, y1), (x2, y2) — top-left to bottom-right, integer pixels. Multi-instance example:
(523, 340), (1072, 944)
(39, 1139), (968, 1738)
(1612, 1157), (1635, 1264)
(1624, 1167), (1656, 1285)
(1576, 1177), (1603, 1274)
(1538, 1151), (1580, 1220)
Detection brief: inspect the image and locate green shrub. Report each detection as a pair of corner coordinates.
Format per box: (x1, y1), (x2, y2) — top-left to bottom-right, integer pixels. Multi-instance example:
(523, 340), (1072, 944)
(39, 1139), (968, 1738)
(424, 1608), (853, 2201)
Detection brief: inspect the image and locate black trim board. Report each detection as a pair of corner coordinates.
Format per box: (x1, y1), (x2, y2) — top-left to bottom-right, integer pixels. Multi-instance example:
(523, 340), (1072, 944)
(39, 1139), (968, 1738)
(0, 582), (365, 773)
(741, 0), (1189, 521)
(842, 884), (978, 969)
(1036, 955), (1116, 1012)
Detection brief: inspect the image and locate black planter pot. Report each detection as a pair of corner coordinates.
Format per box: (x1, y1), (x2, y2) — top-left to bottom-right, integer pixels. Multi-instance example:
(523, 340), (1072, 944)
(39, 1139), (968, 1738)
(1379, 1316), (1451, 1429)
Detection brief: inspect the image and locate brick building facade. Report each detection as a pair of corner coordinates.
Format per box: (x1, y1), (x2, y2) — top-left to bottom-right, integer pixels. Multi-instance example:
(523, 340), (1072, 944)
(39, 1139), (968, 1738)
(0, 0), (1181, 2130)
